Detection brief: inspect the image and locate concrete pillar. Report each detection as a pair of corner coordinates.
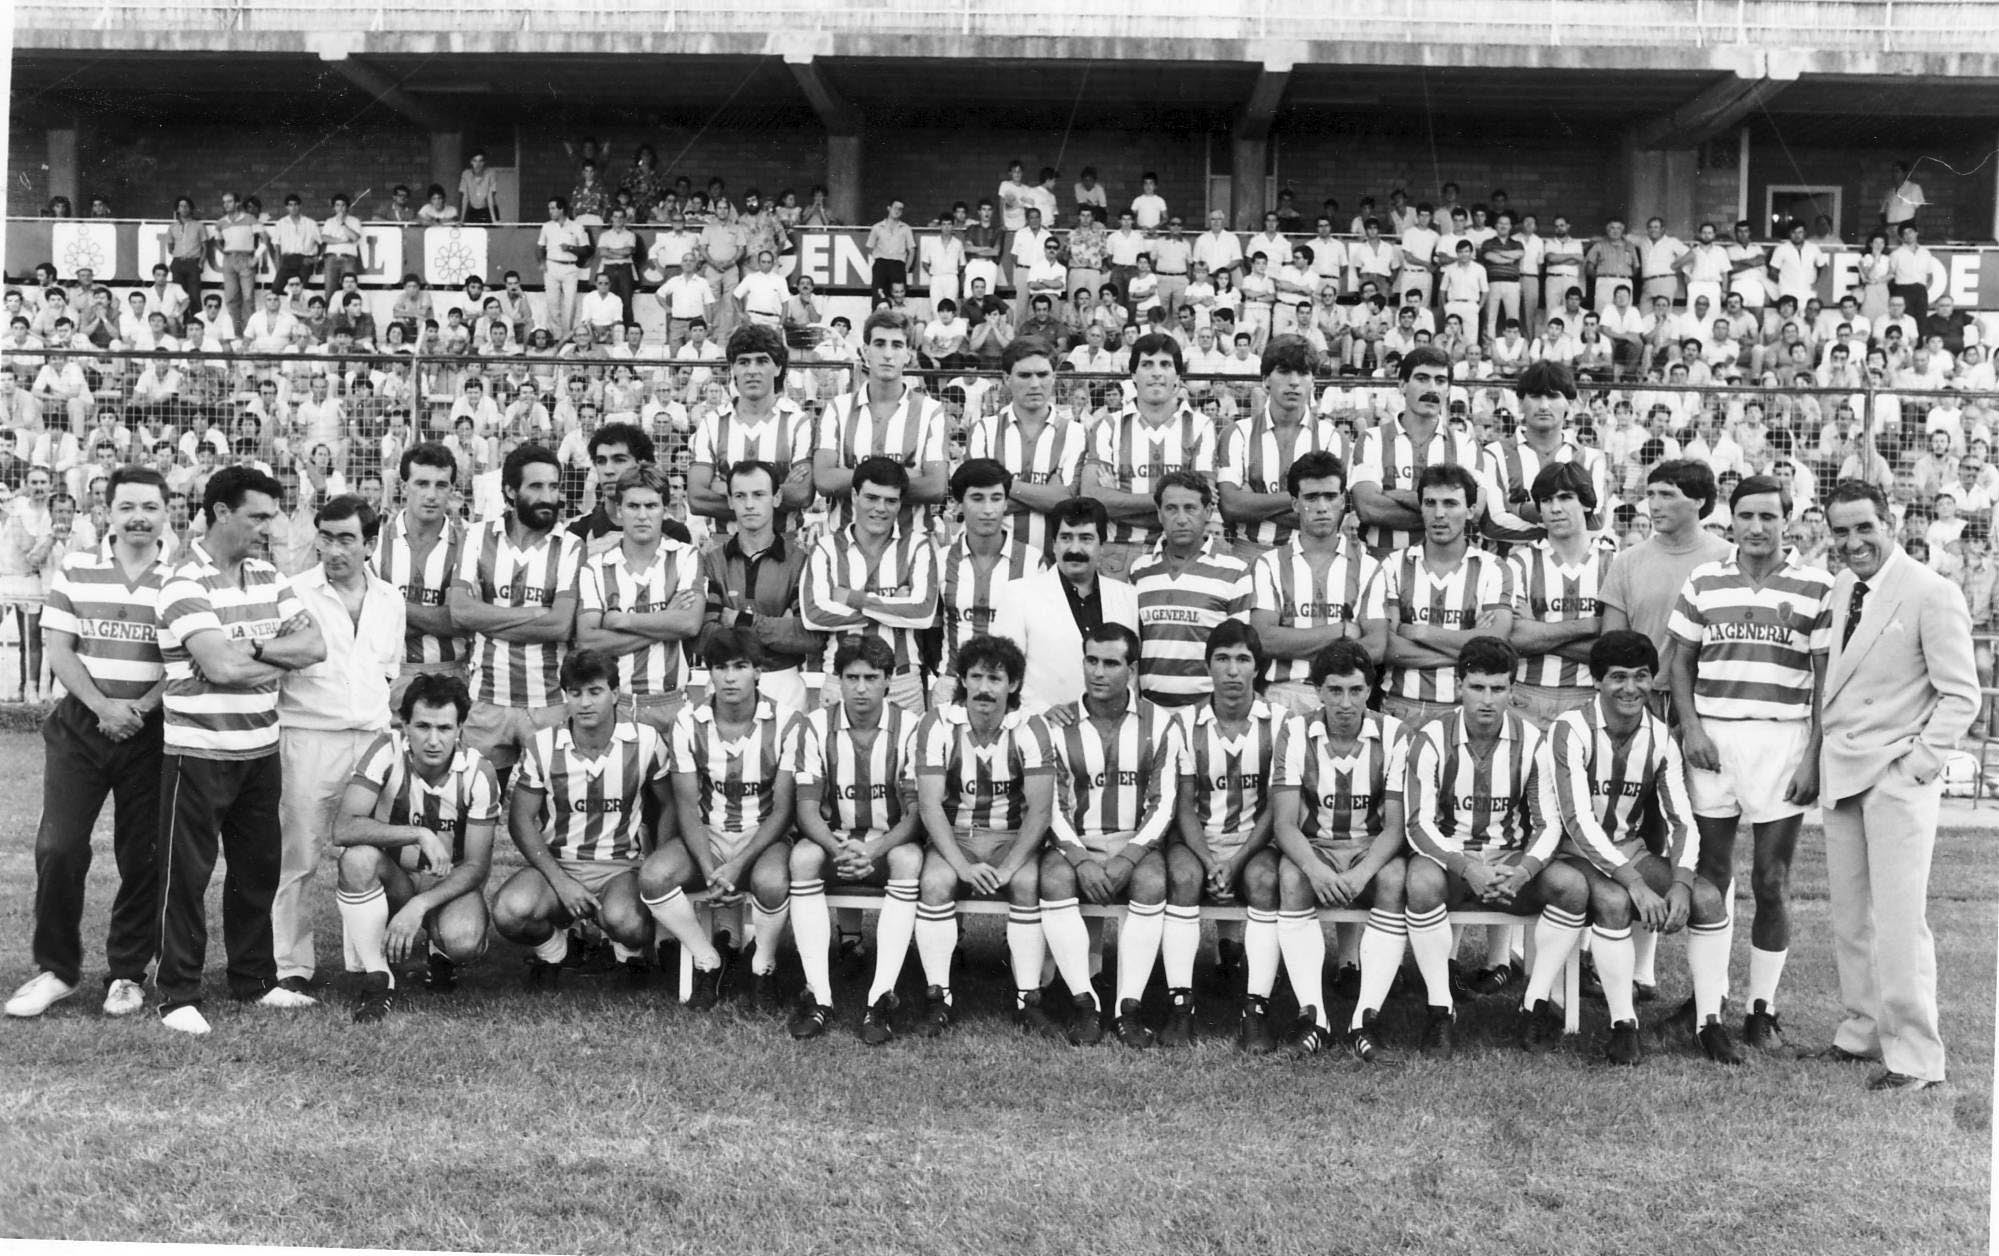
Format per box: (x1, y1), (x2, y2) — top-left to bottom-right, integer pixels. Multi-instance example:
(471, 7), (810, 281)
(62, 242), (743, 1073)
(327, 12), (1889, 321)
(429, 131), (464, 199)
(1230, 137), (1268, 232)
(46, 123), (81, 211)
(1619, 139), (1698, 237)
(828, 134), (863, 227)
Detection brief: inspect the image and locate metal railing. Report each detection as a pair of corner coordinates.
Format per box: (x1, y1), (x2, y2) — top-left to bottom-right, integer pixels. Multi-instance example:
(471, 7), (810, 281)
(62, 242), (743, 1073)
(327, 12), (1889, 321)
(19, 0), (1999, 51)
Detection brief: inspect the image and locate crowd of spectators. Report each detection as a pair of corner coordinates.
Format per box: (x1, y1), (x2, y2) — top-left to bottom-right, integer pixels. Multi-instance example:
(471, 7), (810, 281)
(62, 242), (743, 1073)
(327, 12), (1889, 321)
(7, 153), (1995, 673)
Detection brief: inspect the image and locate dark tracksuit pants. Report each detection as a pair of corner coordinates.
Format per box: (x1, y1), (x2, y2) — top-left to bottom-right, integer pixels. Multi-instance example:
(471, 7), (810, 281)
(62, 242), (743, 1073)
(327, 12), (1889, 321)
(155, 750), (283, 1008)
(33, 695), (164, 987)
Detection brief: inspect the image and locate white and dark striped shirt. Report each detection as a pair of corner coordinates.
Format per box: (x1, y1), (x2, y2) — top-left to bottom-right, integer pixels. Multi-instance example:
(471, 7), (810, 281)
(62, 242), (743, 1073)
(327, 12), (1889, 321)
(816, 384), (947, 533)
(1130, 538), (1253, 709)
(1046, 697), (1182, 851)
(1379, 544), (1514, 704)
(799, 524), (939, 674)
(1404, 711), (1547, 867)
(159, 541), (303, 759)
(374, 511), (467, 665)
(691, 400), (815, 486)
(669, 699), (805, 836)
(517, 721), (667, 862)
(580, 539), (704, 697)
(348, 733), (500, 863)
(455, 514), (582, 709)
(937, 528), (1039, 678)
(1666, 549), (1833, 722)
(966, 407), (1089, 555)
(1177, 699), (1288, 840)
(1273, 709), (1407, 847)
(1539, 699), (1697, 879)
(915, 705), (1056, 833)
(42, 547), (167, 701)
(798, 703), (921, 836)
(1088, 406), (1216, 546)
(1251, 540), (1383, 685)
(1347, 418), (1485, 556)
(1216, 411), (1349, 548)
(1509, 543), (1612, 690)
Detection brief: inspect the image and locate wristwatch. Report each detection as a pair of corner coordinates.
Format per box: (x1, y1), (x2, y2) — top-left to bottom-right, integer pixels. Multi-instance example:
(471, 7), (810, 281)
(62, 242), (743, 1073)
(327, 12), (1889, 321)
(251, 638), (266, 662)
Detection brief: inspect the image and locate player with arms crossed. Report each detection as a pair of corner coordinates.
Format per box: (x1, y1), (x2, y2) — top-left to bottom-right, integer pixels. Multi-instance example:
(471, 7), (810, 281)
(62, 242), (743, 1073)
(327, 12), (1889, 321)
(332, 673), (500, 1022)
(1401, 637), (1564, 1058)
(1081, 332), (1215, 579)
(577, 464), (706, 733)
(1268, 640), (1410, 1060)
(1665, 473), (1831, 1052)
(812, 310), (948, 535)
(687, 324), (816, 526)
(966, 338), (1088, 559)
(493, 649), (670, 991)
(1044, 623), (1184, 1048)
(800, 455), (940, 715)
(1379, 463), (1516, 730)
(1530, 630), (1737, 1066)
(931, 459), (1038, 708)
(1251, 450), (1388, 718)
(905, 634), (1068, 1042)
(639, 627), (806, 1010)
(1506, 462), (1612, 728)
(1169, 621), (1289, 1049)
(786, 636), (923, 1040)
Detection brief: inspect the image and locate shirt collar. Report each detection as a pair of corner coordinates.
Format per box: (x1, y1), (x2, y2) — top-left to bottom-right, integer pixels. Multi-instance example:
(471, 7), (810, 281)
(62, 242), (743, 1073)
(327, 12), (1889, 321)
(725, 531), (788, 562)
(1195, 698), (1274, 728)
(555, 720), (640, 753)
(1310, 710), (1383, 743)
(692, 697), (778, 727)
(940, 703), (1028, 731)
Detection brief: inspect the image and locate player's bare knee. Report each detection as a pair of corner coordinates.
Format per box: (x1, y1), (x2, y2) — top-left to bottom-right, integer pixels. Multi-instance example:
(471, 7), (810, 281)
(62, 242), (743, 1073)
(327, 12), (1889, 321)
(1372, 857), (1407, 910)
(433, 910), (489, 961)
(918, 856), (959, 906)
(1165, 853), (1204, 905)
(1405, 857), (1446, 911)
(1128, 859), (1167, 906)
(885, 843), (924, 879)
(1588, 880), (1632, 928)
(1038, 852), (1076, 898)
(789, 842), (827, 878)
(1688, 877), (1727, 925)
(635, 846), (690, 899)
(1749, 859), (1790, 910)
(335, 845), (384, 890)
(1538, 863), (1589, 914)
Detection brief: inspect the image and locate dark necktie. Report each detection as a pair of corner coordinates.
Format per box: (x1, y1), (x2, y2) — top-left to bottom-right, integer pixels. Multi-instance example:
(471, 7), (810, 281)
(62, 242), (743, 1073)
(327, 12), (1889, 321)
(1841, 579), (1869, 651)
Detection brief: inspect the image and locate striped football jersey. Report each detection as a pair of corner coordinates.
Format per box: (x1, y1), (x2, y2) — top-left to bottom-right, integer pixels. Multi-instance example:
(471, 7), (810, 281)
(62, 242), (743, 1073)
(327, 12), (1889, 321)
(1216, 411), (1349, 548)
(798, 702), (921, 836)
(691, 399), (814, 486)
(1666, 549), (1832, 722)
(1508, 543), (1613, 690)
(1046, 698), (1182, 851)
(938, 529), (1040, 677)
(1538, 698), (1696, 878)
(1088, 406), (1216, 546)
(799, 524), (940, 674)
(455, 514), (583, 708)
(1379, 544), (1514, 703)
(374, 511), (467, 665)
(1252, 540), (1384, 685)
(348, 732), (500, 863)
(1130, 539), (1253, 708)
(1478, 436), (1611, 548)
(914, 705), (1056, 834)
(1272, 709), (1407, 847)
(516, 720), (668, 862)
(1403, 710), (1546, 865)
(669, 699), (805, 836)
(815, 384), (948, 533)
(158, 540), (303, 759)
(42, 547), (167, 701)
(1347, 418), (1485, 556)
(1177, 699), (1288, 839)
(966, 407), (1090, 554)
(580, 539), (704, 696)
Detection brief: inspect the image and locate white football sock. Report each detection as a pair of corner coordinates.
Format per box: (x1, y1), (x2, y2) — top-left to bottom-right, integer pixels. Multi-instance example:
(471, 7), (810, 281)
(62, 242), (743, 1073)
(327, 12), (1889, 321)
(867, 880), (919, 1004)
(1747, 946), (1787, 1011)
(1040, 897), (1096, 1007)
(1116, 901), (1165, 1008)
(1593, 924), (1637, 1024)
(1522, 906), (1587, 1007)
(750, 899), (789, 977)
(1277, 910), (1327, 1028)
(1405, 904), (1454, 1011)
(642, 887), (716, 970)
(1161, 904), (1201, 990)
(790, 879), (833, 1006)
(913, 903), (958, 993)
(1351, 909), (1408, 1029)
(1243, 908), (1280, 999)
(336, 885), (391, 979)
(1689, 921), (1731, 1023)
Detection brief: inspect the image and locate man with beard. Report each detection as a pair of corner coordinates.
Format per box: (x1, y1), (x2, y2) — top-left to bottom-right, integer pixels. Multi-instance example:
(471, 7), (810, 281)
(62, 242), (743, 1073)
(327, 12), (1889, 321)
(448, 444), (582, 783)
(7, 467), (171, 1020)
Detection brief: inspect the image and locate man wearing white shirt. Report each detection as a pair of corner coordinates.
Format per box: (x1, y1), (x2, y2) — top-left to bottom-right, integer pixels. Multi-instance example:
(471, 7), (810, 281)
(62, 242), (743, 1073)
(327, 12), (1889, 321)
(270, 195), (324, 295)
(1131, 173), (1168, 230)
(658, 253), (715, 351)
(320, 194), (365, 300)
(1349, 219), (1400, 297)
(242, 290), (300, 354)
(1026, 167), (1061, 230)
(1888, 224), (1936, 321)
(920, 219), (966, 314)
(1194, 210), (1245, 284)
(997, 161), (1033, 233)
(1066, 322), (1120, 374)
(732, 251), (790, 328)
(1599, 285), (1647, 377)
(448, 378), (503, 436)
(275, 493), (405, 991)
(1673, 222), (1730, 314)
(1724, 220), (1768, 311)
(675, 320), (725, 392)
(1437, 240), (1487, 336)
(1308, 217), (1348, 292)
(921, 300), (974, 370)
(987, 497), (1139, 716)
(1247, 213), (1290, 275)
(1638, 217), (1689, 307)
(577, 273), (625, 345)
(1880, 159), (1926, 229)
(1151, 218), (1194, 323)
(1105, 209), (1149, 300)
(1273, 250), (1321, 335)
(1399, 204), (1441, 305)
(1768, 221), (1826, 307)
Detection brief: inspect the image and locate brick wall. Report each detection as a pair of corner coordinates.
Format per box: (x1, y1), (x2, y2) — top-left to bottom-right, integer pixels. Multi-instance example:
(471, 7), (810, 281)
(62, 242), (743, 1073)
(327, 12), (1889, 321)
(1272, 127), (1621, 229)
(1748, 142), (1996, 243)
(8, 121), (48, 218)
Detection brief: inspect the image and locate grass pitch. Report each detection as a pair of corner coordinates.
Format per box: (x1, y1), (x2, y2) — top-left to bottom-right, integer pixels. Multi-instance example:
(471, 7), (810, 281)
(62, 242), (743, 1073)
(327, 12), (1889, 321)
(0, 730), (1990, 1255)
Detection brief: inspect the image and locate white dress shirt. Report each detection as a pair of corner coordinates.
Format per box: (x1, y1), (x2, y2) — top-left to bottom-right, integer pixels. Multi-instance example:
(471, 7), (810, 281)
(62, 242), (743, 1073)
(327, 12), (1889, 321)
(278, 565), (405, 733)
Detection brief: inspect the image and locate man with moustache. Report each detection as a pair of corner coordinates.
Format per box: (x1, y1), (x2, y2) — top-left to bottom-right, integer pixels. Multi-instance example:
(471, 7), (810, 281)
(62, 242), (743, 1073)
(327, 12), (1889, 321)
(7, 467), (172, 1020)
(1814, 481), (1979, 1092)
(989, 498), (1140, 716)
(1350, 348), (1485, 560)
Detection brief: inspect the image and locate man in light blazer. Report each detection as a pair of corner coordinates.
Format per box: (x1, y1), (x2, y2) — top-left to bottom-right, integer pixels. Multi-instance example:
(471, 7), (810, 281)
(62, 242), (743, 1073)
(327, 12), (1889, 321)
(989, 498), (1140, 716)
(1818, 480), (1980, 1093)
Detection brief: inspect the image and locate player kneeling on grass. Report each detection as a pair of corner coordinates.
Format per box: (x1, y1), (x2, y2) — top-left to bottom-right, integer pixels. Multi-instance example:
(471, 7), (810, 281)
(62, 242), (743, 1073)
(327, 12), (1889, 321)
(1044, 623), (1184, 1049)
(1169, 620), (1289, 1050)
(639, 627), (805, 1011)
(493, 649), (670, 992)
(904, 634), (1069, 1043)
(333, 672), (500, 1022)
(786, 636), (924, 1040)
(1524, 629), (1737, 1066)
(1401, 636), (1560, 1060)
(1268, 640), (1410, 1060)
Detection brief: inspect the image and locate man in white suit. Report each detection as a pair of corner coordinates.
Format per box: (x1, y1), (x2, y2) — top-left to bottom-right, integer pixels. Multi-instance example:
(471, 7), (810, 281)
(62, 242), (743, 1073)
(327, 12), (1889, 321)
(989, 498), (1140, 716)
(1818, 480), (1980, 1093)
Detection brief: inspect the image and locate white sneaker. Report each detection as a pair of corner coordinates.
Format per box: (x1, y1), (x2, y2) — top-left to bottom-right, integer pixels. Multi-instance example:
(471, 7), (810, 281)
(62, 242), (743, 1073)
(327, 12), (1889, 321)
(160, 1004), (211, 1035)
(5, 971), (77, 1018)
(256, 986), (318, 1010)
(102, 978), (146, 1017)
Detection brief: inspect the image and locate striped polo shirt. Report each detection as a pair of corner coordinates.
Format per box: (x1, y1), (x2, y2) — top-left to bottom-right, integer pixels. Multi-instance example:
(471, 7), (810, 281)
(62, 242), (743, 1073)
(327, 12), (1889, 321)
(1404, 710), (1545, 867)
(42, 546), (168, 701)
(1273, 709), (1407, 848)
(1538, 699), (1696, 879)
(914, 704), (1055, 833)
(517, 720), (668, 862)
(348, 732), (500, 863)
(1089, 405), (1216, 546)
(158, 540), (302, 760)
(580, 538), (704, 697)
(1046, 697), (1182, 851)
(815, 383), (947, 533)
(1177, 699), (1288, 840)
(966, 407), (1089, 555)
(799, 524), (940, 674)
(375, 511), (467, 665)
(455, 514), (583, 708)
(669, 699), (805, 836)
(1666, 549), (1833, 722)
(1509, 542), (1613, 690)
(1130, 538), (1253, 708)
(690, 400), (814, 485)
(1252, 539), (1383, 685)
(798, 703), (921, 836)
(1347, 417), (1485, 556)
(1216, 411), (1349, 548)
(1379, 544), (1514, 703)
(938, 528), (1039, 677)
